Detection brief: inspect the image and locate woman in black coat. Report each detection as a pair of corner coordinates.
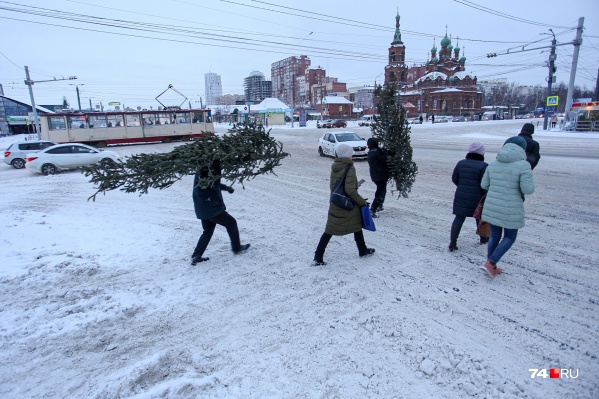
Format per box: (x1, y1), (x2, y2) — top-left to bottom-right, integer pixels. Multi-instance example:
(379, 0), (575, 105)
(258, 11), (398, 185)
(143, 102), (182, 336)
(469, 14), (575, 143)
(449, 142), (488, 251)
(191, 160), (249, 264)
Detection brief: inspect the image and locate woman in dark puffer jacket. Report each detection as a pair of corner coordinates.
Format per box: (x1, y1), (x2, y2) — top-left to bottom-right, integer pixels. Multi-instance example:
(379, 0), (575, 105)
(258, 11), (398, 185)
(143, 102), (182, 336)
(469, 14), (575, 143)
(449, 142), (488, 251)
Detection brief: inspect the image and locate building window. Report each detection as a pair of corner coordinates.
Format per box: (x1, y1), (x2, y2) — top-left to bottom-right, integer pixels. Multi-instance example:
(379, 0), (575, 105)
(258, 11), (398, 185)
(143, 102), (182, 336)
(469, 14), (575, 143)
(433, 99), (437, 109)
(390, 52), (396, 62)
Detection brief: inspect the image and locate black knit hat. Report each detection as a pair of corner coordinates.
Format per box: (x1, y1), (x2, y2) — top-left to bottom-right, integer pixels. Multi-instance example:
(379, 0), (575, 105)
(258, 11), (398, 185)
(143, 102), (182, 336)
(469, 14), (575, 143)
(521, 123), (535, 135)
(367, 138), (378, 148)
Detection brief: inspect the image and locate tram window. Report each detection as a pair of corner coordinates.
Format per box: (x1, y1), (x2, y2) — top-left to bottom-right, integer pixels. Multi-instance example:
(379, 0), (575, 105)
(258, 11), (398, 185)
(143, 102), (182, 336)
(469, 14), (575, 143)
(88, 115), (107, 128)
(126, 115), (140, 127)
(68, 116), (86, 129)
(48, 116), (66, 130)
(142, 114), (158, 125)
(176, 113), (191, 124)
(106, 115), (124, 127)
(193, 112), (204, 123)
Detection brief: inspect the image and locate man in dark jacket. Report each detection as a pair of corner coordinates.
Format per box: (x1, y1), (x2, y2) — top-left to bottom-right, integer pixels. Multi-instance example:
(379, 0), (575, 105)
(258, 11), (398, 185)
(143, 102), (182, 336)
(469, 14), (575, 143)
(191, 160), (250, 265)
(366, 138), (389, 218)
(518, 123), (541, 169)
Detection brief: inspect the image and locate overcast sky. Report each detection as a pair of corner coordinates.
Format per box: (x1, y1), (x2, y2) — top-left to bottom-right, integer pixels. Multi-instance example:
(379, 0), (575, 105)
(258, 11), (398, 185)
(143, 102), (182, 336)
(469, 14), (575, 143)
(1, 0), (597, 109)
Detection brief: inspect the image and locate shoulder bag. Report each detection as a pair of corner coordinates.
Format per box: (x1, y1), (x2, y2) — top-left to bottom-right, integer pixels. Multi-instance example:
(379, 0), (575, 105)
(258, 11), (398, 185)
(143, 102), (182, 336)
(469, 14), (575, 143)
(330, 165), (355, 210)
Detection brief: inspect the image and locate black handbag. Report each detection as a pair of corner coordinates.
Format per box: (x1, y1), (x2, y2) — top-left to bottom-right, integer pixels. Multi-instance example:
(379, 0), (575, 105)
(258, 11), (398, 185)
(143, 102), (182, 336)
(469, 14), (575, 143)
(330, 165), (355, 210)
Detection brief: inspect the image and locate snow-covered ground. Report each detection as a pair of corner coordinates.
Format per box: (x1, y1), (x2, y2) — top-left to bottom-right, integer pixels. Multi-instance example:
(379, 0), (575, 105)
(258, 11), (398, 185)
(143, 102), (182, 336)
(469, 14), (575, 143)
(1, 119), (597, 398)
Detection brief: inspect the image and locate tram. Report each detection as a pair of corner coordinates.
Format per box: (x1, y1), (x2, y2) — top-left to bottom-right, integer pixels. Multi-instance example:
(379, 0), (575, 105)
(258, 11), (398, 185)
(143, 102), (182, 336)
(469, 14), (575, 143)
(39, 109), (214, 147)
(568, 101), (599, 132)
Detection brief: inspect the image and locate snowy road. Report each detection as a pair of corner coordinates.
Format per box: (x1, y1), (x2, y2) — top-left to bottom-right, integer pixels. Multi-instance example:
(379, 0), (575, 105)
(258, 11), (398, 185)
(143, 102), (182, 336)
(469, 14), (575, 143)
(0, 120), (597, 398)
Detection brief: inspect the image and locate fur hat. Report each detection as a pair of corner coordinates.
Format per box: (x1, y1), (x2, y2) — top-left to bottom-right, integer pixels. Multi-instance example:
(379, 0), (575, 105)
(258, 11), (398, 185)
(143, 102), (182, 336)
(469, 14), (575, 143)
(521, 123), (535, 135)
(504, 136), (527, 150)
(468, 141), (485, 155)
(336, 143), (354, 158)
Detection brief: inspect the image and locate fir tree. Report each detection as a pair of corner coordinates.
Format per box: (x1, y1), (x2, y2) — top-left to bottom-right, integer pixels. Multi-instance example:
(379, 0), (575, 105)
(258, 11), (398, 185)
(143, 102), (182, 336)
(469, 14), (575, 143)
(81, 123), (288, 201)
(370, 83), (418, 198)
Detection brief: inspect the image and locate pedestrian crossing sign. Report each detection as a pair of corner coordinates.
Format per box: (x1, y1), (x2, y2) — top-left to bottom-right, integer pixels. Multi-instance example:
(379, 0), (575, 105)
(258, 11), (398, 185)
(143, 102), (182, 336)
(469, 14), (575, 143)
(546, 96), (559, 106)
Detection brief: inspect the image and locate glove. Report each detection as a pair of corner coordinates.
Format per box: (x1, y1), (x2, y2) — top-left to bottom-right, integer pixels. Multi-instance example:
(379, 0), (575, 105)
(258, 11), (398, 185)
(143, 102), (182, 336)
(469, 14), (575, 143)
(226, 185), (235, 194)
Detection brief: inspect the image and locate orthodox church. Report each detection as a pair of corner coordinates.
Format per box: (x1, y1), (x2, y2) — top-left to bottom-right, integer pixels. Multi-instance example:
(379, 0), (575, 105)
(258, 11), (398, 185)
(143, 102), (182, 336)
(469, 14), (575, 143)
(384, 12), (482, 118)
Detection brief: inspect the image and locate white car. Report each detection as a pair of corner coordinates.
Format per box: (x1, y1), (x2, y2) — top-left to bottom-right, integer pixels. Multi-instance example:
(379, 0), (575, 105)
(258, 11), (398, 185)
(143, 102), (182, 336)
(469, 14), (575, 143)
(4, 140), (56, 169)
(318, 131), (368, 159)
(25, 143), (120, 175)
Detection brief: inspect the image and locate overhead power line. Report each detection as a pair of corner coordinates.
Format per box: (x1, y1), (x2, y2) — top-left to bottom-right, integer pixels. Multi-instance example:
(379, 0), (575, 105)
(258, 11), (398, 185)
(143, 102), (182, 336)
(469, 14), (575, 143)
(452, 0), (572, 29)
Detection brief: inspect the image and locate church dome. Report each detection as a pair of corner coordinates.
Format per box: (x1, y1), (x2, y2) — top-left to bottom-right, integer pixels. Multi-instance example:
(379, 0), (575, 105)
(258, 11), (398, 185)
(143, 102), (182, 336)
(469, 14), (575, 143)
(432, 56), (439, 63)
(441, 34), (451, 47)
(448, 76), (455, 82)
(447, 43), (453, 51)
(460, 56), (466, 62)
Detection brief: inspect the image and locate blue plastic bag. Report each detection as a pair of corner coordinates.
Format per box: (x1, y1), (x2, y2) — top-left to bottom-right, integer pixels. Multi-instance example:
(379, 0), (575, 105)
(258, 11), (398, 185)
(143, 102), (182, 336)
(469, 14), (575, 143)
(361, 206), (376, 232)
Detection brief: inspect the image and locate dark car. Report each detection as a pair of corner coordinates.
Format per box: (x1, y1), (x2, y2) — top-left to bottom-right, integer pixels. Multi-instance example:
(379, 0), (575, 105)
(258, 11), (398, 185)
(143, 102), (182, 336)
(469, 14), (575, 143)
(330, 119), (347, 128)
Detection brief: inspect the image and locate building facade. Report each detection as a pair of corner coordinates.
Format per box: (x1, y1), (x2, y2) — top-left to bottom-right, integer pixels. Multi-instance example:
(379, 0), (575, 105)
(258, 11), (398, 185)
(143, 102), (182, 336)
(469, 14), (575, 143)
(0, 96), (53, 135)
(384, 12), (482, 117)
(243, 71), (272, 103)
(204, 73), (223, 106)
(271, 55), (311, 107)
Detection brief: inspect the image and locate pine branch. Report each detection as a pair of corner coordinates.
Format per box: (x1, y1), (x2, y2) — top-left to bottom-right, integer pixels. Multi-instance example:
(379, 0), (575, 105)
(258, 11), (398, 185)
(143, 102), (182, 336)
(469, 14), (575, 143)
(81, 123), (289, 201)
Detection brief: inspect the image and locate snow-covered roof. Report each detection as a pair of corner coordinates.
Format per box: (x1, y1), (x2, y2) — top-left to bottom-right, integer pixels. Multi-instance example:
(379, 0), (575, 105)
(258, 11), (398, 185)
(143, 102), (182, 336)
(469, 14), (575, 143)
(318, 95), (352, 105)
(414, 71), (448, 84)
(453, 71), (475, 80)
(430, 88), (465, 94)
(253, 97), (291, 111)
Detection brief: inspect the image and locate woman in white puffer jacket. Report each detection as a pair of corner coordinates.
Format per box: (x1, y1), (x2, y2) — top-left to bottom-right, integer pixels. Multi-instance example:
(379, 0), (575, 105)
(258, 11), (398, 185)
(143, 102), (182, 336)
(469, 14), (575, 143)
(480, 136), (535, 277)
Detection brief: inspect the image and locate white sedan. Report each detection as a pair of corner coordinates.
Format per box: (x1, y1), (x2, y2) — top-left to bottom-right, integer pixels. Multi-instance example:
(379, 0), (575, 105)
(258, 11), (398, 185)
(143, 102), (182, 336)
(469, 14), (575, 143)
(318, 131), (368, 159)
(25, 143), (120, 175)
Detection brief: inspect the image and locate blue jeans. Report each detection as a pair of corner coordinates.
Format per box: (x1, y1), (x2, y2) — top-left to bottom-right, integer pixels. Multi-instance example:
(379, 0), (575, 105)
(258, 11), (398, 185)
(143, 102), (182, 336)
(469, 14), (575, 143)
(487, 224), (518, 264)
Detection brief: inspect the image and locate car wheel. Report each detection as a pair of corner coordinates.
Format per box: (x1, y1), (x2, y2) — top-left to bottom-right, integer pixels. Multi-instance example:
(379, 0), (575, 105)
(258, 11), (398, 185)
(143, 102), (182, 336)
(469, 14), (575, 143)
(100, 157), (116, 166)
(318, 147), (325, 157)
(41, 163), (57, 175)
(11, 158), (25, 169)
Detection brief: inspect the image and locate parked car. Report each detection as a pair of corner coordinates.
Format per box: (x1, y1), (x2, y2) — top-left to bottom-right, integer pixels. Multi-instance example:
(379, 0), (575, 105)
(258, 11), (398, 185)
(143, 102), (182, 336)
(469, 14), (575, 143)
(329, 119), (347, 128)
(25, 143), (120, 175)
(408, 117), (422, 124)
(318, 131), (368, 159)
(452, 116), (467, 122)
(357, 115), (378, 126)
(317, 119), (334, 129)
(3, 140), (56, 169)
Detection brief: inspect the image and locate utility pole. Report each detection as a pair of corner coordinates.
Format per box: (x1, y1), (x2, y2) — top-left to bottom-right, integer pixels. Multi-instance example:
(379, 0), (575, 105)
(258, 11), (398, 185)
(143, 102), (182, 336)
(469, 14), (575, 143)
(543, 30), (557, 131)
(76, 86), (81, 111)
(25, 66), (77, 139)
(565, 17), (584, 115)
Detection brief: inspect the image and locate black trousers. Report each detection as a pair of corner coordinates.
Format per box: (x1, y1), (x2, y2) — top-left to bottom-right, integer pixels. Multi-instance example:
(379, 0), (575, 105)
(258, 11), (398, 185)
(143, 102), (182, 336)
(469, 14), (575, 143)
(450, 215), (486, 244)
(192, 211), (240, 258)
(371, 180), (387, 213)
(314, 230), (368, 261)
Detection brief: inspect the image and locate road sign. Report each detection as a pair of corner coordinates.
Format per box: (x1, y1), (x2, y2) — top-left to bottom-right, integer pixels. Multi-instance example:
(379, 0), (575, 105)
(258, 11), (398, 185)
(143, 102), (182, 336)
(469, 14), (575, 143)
(546, 96), (559, 106)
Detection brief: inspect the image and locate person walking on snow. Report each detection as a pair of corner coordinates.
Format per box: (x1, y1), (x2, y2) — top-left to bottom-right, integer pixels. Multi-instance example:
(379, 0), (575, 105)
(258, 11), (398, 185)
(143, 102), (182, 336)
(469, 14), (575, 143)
(191, 160), (250, 265)
(449, 142), (488, 252)
(480, 136), (535, 277)
(313, 144), (375, 266)
(366, 138), (389, 218)
(518, 123), (541, 170)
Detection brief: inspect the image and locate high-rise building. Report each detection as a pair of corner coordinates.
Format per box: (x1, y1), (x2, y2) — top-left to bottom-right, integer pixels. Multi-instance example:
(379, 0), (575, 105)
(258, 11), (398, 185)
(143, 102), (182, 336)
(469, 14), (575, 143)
(204, 73), (222, 106)
(243, 71), (272, 102)
(271, 55), (311, 107)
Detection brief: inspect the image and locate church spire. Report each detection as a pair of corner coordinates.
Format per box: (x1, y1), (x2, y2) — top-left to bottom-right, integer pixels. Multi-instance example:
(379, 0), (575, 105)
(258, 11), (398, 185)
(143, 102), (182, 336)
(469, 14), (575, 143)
(393, 8), (402, 43)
